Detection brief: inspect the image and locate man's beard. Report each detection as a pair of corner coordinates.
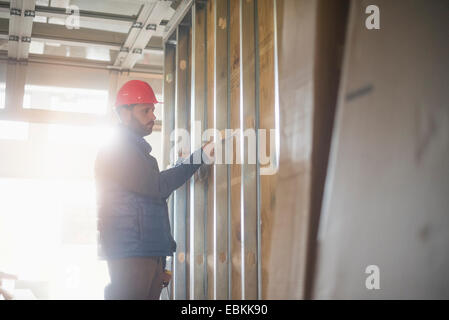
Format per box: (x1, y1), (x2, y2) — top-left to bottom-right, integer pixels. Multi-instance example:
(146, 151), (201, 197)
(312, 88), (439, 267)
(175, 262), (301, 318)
(130, 115), (153, 137)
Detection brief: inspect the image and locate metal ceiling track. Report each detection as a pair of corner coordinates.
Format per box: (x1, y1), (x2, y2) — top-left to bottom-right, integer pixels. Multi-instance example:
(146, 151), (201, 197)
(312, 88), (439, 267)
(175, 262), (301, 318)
(113, 0), (174, 70)
(8, 0), (35, 60)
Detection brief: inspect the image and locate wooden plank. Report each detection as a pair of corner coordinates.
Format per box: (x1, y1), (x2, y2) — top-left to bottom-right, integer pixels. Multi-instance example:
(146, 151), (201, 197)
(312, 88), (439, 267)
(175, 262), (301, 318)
(265, 0), (318, 299)
(229, 0), (242, 300)
(257, 0), (277, 300)
(173, 24), (191, 300)
(189, 1), (208, 300)
(240, 0), (258, 300)
(205, 0), (216, 300)
(214, 0), (230, 300)
(162, 41), (176, 300)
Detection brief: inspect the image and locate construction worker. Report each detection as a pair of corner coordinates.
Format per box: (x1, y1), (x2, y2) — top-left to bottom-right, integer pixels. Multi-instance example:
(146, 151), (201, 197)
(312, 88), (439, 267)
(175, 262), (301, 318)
(94, 80), (213, 300)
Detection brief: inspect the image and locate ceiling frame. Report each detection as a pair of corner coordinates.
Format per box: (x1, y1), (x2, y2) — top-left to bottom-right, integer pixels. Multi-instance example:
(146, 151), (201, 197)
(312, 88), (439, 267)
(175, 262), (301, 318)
(113, 0), (173, 70)
(8, 0), (35, 60)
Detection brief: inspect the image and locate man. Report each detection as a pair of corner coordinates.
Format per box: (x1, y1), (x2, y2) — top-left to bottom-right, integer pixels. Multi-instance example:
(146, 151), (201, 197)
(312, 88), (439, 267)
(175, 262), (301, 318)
(95, 80), (213, 300)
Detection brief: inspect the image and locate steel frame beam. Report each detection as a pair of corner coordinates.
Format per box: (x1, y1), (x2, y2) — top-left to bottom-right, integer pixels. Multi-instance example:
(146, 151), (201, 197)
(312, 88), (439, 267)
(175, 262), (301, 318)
(0, 1), (137, 22)
(113, 1), (173, 70)
(0, 17), (166, 51)
(8, 0), (36, 60)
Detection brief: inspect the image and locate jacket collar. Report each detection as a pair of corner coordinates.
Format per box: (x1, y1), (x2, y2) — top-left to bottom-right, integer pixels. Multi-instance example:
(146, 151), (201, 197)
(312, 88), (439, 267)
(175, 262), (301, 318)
(118, 124), (152, 154)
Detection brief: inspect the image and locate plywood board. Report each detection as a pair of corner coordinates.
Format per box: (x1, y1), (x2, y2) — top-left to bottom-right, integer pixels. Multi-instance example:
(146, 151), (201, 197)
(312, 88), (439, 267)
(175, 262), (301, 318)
(265, 0), (318, 299)
(257, 0), (277, 300)
(162, 41), (176, 300)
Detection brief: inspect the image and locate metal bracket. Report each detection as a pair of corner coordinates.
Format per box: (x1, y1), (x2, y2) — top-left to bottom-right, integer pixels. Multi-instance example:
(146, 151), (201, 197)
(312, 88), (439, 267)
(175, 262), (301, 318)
(10, 8), (22, 16)
(24, 10), (35, 17)
(146, 23), (157, 31)
(132, 22), (143, 29)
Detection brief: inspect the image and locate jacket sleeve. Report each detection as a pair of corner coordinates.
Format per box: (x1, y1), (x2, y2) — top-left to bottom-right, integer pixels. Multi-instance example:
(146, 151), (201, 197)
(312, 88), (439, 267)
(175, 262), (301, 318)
(95, 144), (204, 199)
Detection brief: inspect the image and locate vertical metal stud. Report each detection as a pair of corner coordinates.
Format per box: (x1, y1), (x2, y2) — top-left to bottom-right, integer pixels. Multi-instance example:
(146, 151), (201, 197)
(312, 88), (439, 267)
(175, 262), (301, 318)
(205, 0), (216, 300)
(162, 39), (177, 300)
(214, 0), (230, 300)
(239, 0), (258, 300)
(229, 0), (243, 300)
(174, 24), (191, 300)
(189, 1), (208, 300)
(254, 0), (262, 301)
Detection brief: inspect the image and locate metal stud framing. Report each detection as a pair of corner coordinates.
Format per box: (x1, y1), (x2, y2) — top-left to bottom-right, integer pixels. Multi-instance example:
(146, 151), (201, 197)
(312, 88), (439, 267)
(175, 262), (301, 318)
(189, 1), (207, 300)
(163, 0), (276, 300)
(173, 23), (191, 300)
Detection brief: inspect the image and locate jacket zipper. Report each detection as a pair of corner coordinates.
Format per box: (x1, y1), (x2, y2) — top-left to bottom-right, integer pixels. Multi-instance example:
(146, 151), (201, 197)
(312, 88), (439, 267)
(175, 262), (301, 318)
(138, 208), (144, 241)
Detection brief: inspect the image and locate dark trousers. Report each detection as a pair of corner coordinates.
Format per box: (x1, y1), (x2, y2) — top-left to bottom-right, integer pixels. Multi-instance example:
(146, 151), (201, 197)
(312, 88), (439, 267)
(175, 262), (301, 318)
(104, 256), (165, 300)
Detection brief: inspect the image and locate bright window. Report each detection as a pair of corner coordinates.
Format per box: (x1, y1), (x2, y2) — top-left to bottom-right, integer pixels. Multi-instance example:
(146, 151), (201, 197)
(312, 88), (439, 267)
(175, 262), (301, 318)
(0, 122), (164, 299)
(23, 85), (108, 115)
(0, 178), (109, 299)
(0, 82), (5, 109)
(0, 121), (29, 141)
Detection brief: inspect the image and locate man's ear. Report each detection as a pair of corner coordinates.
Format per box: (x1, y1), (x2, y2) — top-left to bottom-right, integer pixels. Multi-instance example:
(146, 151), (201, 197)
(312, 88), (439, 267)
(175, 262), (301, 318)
(118, 107), (131, 124)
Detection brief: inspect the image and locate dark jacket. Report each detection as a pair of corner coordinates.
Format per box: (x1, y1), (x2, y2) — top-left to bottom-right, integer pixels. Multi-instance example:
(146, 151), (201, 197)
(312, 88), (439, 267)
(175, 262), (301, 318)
(94, 125), (203, 259)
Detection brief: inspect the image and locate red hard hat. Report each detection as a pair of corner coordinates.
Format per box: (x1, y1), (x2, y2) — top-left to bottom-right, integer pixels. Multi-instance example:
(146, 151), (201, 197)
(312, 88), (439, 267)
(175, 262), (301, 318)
(115, 80), (159, 108)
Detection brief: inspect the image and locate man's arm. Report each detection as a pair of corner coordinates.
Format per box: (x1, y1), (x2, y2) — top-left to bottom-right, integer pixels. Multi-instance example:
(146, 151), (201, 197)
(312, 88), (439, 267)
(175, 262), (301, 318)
(157, 149), (204, 198)
(95, 144), (205, 199)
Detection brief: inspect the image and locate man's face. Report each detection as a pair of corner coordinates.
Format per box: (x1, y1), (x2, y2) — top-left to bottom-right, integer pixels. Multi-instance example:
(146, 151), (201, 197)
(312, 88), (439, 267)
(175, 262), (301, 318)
(121, 103), (156, 137)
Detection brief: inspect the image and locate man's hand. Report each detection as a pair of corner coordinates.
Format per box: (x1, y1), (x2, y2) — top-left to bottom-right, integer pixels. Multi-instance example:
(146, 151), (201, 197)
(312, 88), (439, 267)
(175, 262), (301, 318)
(202, 140), (215, 164)
(0, 271), (18, 300)
(161, 270), (172, 288)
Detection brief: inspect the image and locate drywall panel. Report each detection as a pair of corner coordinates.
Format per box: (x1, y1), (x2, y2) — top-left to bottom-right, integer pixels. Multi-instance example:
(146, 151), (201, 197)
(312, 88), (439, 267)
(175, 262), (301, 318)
(313, 0), (449, 299)
(265, 0), (318, 299)
(304, 0), (349, 298)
